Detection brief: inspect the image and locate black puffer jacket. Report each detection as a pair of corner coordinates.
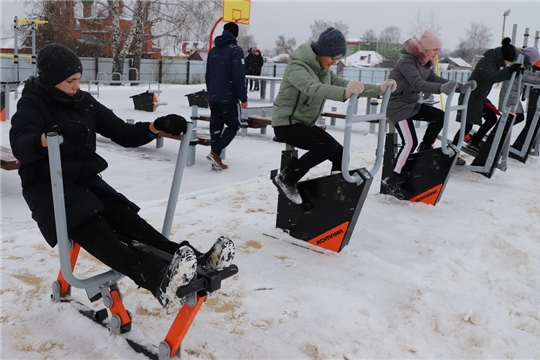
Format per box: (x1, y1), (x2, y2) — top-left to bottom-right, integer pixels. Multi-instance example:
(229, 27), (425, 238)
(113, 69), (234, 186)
(9, 77), (156, 247)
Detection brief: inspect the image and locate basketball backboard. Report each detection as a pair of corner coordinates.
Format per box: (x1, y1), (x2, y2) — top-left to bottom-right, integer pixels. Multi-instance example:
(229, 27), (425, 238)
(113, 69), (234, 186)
(222, 0), (251, 25)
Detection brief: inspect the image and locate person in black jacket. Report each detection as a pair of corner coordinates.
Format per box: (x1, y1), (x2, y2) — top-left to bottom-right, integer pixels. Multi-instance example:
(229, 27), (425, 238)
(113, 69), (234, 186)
(9, 43), (235, 315)
(245, 48), (264, 91)
(205, 22), (248, 171)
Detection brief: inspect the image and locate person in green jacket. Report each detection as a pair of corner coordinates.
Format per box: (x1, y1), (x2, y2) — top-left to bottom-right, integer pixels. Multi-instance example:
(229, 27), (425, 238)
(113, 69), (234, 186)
(271, 27), (396, 204)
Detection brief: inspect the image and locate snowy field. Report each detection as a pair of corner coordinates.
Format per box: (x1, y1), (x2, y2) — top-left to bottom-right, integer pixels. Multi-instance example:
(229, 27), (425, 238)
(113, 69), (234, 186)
(2, 82), (540, 359)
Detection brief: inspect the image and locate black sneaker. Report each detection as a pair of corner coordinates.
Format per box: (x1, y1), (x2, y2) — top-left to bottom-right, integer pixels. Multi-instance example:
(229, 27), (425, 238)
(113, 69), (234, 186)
(157, 246), (197, 315)
(198, 236), (236, 272)
(382, 172), (407, 200)
(272, 172), (302, 204)
(417, 142), (433, 152)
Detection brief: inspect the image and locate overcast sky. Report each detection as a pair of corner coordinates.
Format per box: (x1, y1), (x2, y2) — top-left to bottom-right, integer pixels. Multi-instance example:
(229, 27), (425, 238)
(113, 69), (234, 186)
(2, 0), (539, 53)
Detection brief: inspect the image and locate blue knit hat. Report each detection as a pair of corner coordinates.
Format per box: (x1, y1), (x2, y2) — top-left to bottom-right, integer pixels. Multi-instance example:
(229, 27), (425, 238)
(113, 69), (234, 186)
(312, 27), (346, 58)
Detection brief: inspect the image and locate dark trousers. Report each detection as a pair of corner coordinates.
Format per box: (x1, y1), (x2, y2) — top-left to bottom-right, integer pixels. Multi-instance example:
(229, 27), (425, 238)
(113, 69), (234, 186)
(273, 124), (342, 184)
(393, 104), (444, 174)
(69, 193), (186, 296)
(209, 102), (241, 157)
(469, 104), (499, 146)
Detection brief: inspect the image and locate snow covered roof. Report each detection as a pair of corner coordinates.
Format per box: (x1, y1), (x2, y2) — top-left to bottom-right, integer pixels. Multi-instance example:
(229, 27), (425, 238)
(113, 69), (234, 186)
(344, 50), (384, 67)
(440, 57), (472, 68)
(268, 54), (289, 63)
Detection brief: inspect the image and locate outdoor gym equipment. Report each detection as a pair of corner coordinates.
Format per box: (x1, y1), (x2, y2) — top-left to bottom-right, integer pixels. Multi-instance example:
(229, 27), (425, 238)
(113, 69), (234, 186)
(270, 86), (392, 253)
(455, 54), (524, 178)
(47, 123), (238, 359)
(380, 84), (473, 205)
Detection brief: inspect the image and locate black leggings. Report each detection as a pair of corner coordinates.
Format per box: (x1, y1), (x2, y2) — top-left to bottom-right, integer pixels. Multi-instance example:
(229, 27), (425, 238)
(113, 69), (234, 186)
(69, 193), (187, 294)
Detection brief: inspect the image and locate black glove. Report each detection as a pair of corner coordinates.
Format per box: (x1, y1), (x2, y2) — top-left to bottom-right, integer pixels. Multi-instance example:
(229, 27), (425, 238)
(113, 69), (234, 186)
(46, 121), (89, 148)
(508, 63), (523, 74)
(154, 114), (187, 136)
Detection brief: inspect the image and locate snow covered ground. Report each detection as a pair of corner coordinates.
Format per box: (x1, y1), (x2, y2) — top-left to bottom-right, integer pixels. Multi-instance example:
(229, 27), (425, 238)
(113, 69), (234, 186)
(2, 83), (540, 359)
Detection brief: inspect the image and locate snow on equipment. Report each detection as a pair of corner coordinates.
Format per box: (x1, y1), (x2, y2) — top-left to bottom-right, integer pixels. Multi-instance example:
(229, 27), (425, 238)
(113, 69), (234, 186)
(270, 87), (392, 253)
(380, 84), (473, 204)
(47, 122), (238, 359)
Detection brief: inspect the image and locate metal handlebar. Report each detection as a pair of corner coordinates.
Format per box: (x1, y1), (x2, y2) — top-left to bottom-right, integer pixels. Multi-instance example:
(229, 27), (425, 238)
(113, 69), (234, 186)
(341, 86), (392, 184)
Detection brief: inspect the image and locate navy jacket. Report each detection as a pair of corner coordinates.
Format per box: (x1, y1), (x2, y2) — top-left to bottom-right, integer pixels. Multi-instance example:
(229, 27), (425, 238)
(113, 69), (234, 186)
(205, 30), (247, 104)
(9, 77), (155, 247)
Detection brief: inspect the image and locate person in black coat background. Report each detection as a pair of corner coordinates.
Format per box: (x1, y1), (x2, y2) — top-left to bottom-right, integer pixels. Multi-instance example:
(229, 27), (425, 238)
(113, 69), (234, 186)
(245, 48), (264, 91)
(9, 43), (235, 315)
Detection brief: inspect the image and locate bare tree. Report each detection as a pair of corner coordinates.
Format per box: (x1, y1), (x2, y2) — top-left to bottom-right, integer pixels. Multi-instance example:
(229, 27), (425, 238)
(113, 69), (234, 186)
(378, 26), (402, 64)
(274, 35), (297, 55)
(451, 22), (493, 63)
(361, 29), (377, 43)
(308, 19), (349, 42)
(409, 8), (442, 39)
(237, 25), (256, 56)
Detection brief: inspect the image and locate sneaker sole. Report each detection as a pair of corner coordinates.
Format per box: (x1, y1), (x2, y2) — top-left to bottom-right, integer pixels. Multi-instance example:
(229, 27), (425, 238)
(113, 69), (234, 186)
(160, 247), (197, 314)
(206, 154), (228, 170)
(204, 236), (236, 272)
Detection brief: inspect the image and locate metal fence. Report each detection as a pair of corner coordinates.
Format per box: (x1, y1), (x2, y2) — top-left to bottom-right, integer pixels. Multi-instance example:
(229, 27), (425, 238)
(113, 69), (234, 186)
(1, 56), (471, 85)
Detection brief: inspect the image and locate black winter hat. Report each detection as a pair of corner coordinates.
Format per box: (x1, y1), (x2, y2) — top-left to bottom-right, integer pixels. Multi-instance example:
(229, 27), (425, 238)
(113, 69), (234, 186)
(37, 43), (83, 86)
(312, 27), (346, 58)
(501, 37), (516, 62)
(223, 22), (239, 38)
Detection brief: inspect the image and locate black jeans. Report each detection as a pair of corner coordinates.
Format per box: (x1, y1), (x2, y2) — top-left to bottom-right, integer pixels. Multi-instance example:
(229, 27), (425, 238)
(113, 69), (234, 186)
(69, 193), (186, 295)
(273, 124), (342, 183)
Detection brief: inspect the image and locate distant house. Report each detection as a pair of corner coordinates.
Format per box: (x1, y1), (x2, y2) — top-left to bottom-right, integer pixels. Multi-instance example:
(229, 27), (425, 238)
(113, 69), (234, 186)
(160, 41), (208, 61)
(343, 50), (384, 67)
(346, 38), (402, 61)
(268, 54), (289, 63)
(439, 57), (472, 70)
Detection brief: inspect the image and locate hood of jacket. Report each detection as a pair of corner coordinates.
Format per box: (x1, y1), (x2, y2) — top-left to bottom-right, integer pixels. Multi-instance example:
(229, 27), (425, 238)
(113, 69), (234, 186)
(214, 30), (238, 48)
(401, 37), (433, 67)
(288, 42), (326, 76)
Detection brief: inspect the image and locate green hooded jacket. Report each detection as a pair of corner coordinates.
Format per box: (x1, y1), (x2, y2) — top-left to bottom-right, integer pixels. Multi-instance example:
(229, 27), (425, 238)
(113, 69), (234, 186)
(272, 42), (380, 127)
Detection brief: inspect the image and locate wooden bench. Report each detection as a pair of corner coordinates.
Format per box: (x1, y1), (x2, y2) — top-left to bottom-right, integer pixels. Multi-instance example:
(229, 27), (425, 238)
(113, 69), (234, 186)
(1, 146), (19, 171)
(158, 132), (211, 146)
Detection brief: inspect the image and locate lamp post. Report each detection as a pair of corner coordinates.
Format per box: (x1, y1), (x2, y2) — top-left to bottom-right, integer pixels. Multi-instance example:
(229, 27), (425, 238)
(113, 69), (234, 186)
(502, 9), (511, 40)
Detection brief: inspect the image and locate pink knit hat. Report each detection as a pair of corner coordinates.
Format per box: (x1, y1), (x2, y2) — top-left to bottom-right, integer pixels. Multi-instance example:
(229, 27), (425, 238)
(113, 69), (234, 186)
(418, 29), (442, 51)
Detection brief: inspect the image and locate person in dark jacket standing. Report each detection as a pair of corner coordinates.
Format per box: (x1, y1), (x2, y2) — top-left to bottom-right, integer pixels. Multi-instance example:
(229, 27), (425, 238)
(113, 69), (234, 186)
(205, 22), (248, 171)
(9, 43), (235, 315)
(455, 37), (521, 148)
(382, 29), (476, 198)
(245, 48), (264, 91)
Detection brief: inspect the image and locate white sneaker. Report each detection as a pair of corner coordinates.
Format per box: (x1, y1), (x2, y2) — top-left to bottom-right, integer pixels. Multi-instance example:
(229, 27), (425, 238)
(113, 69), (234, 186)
(199, 236), (235, 272)
(272, 172), (302, 204)
(157, 246), (197, 315)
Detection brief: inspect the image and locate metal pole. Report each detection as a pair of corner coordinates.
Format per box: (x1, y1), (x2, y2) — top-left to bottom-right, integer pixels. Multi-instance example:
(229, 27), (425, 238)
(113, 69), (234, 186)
(162, 123), (194, 238)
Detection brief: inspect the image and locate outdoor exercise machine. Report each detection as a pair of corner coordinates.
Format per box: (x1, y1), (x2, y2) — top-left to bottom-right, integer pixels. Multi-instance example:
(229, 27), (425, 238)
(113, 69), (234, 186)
(454, 55), (524, 178)
(380, 85), (473, 205)
(47, 122), (238, 359)
(509, 84), (540, 162)
(270, 87), (392, 253)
